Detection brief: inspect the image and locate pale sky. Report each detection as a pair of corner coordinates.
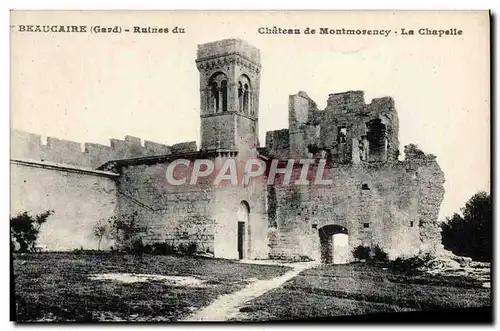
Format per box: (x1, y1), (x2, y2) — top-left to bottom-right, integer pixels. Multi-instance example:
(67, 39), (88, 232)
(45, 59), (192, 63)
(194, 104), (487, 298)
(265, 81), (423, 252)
(11, 10), (490, 219)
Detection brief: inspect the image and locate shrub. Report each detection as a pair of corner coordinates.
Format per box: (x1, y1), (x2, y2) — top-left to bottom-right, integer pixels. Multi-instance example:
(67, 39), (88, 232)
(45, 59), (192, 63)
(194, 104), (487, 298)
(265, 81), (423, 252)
(187, 242), (198, 256)
(72, 248), (109, 255)
(177, 243), (187, 255)
(353, 245), (389, 262)
(130, 238), (146, 255)
(372, 245), (389, 262)
(391, 252), (433, 271)
(106, 211), (148, 254)
(10, 210), (53, 253)
(353, 245), (371, 260)
(150, 242), (176, 255)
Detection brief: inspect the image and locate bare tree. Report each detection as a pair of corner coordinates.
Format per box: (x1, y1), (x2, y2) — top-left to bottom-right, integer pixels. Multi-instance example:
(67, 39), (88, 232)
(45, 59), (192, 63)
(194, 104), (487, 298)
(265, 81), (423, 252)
(92, 219), (109, 251)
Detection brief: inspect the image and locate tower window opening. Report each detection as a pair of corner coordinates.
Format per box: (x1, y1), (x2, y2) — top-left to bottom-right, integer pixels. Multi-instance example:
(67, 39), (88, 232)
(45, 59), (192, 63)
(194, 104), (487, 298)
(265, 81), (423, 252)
(361, 184), (370, 190)
(208, 72), (228, 113)
(363, 223), (370, 229)
(220, 80), (228, 112)
(243, 83), (249, 114)
(210, 82), (219, 113)
(238, 82), (244, 112)
(338, 126), (347, 144)
(238, 74), (252, 115)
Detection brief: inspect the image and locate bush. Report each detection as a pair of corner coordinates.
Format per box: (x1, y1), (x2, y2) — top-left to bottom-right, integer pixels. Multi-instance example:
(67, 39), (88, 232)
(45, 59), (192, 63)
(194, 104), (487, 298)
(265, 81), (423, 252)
(391, 252), (433, 271)
(72, 248), (111, 255)
(150, 242), (176, 255)
(106, 212), (148, 254)
(353, 245), (389, 262)
(130, 238), (146, 255)
(10, 210), (53, 253)
(187, 242), (198, 256)
(372, 245), (389, 262)
(353, 246), (371, 260)
(176, 242), (198, 256)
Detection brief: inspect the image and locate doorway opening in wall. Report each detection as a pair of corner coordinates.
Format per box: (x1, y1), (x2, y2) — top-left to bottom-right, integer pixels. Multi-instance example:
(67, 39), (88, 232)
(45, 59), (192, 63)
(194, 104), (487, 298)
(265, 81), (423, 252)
(318, 224), (349, 264)
(237, 201), (250, 260)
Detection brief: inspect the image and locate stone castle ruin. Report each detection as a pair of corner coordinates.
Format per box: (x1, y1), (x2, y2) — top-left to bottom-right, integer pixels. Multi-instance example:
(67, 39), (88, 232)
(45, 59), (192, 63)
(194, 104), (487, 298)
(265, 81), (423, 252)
(10, 38), (445, 263)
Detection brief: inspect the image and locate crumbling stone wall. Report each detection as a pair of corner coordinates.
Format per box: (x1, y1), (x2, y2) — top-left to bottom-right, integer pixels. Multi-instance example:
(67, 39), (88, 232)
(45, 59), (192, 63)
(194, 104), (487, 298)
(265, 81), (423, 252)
(265, 90), (443, 261)
(404, 145), (446, 254)
(284, 91), (399, 163)
(268, 159), (445, 261)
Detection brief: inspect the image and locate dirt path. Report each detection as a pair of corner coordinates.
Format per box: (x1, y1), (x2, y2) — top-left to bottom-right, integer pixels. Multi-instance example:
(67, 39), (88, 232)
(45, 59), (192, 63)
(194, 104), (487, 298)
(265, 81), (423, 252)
(181, 260), (318, 322)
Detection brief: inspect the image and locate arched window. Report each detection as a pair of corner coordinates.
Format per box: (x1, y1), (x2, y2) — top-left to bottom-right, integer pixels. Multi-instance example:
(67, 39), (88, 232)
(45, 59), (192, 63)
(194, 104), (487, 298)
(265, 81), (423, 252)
(210, 82), (219, 112)
(208, 72), (228, 113)
(220, 80), (228, 112)
(238, 75), (252, 115)
(243, 84), (249, 114)
(238, 82), (244, 112)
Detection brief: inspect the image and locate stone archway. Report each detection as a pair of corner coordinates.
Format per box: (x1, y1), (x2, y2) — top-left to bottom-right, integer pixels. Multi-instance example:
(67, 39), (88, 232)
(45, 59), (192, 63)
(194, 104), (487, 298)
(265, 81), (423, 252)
(236, 201), (250, 259)
(318, 224), (349, 264)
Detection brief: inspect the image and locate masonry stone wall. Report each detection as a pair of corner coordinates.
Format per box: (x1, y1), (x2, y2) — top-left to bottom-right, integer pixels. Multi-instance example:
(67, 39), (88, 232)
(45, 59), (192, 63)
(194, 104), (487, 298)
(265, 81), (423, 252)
(115, 153), (269, 259)
(210, 155), (269, 259)
(116, 160), (216, 254)
(268, 159), (445, 261)
(10, 160), (118, 250)
(200, 115), (237, 151)
(11, 129), (195, 169)
(265, 129), (289, 160)
(285, 91), (399, 163)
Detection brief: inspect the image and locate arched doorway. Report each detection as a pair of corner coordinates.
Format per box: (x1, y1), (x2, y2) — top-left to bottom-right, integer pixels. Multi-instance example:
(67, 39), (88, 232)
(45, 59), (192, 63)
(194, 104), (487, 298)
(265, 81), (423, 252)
(318, 224), (349, 264)
(236, 201), (250, 259)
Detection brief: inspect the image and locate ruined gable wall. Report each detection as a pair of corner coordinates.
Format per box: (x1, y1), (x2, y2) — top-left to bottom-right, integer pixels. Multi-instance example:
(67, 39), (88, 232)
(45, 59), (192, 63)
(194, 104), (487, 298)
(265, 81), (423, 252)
(11, 160), (118, 251)
(316, 92), (399, 163)
(279, 91), (400, 163)
(269, 159), (445, 261)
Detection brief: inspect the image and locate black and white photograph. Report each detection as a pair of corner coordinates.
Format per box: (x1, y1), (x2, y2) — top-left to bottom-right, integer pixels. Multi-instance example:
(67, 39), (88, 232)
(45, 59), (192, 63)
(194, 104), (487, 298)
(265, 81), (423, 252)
(9, 10), (491, 323)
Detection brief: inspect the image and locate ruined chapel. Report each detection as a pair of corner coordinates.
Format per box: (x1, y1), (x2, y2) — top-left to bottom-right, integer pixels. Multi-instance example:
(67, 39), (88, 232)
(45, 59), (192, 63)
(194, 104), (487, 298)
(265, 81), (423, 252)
(11, 38), (446, 263)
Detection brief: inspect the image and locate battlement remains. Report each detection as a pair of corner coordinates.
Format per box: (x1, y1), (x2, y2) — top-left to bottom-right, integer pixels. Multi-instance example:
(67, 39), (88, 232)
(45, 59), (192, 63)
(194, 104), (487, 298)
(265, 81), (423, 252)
(11, 129), (197, 169)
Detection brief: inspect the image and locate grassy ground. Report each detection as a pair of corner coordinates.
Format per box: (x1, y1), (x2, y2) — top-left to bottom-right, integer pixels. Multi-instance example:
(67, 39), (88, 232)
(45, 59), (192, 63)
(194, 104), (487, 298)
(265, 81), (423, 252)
(233, 262), (491, 321)
(12, 252), (290, 322)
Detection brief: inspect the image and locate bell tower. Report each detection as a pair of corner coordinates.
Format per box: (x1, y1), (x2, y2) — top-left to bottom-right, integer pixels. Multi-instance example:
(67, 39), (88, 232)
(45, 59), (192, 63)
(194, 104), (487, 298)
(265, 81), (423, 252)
(195, 39), (261, 153)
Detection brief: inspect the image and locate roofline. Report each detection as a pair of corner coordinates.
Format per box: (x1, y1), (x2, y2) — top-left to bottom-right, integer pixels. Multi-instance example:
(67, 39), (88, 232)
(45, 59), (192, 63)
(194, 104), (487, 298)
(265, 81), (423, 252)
(11, 158), (119, 178)
(97, 149), (271, 170)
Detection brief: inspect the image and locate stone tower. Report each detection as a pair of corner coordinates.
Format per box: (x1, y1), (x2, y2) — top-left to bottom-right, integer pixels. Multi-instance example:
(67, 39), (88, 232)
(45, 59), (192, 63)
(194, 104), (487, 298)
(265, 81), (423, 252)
(195, 39), (261, 153)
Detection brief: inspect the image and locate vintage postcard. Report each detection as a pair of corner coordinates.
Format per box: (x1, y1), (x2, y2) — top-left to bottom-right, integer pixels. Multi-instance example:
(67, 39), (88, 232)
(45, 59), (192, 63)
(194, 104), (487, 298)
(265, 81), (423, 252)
(10, 10), (491, 322)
